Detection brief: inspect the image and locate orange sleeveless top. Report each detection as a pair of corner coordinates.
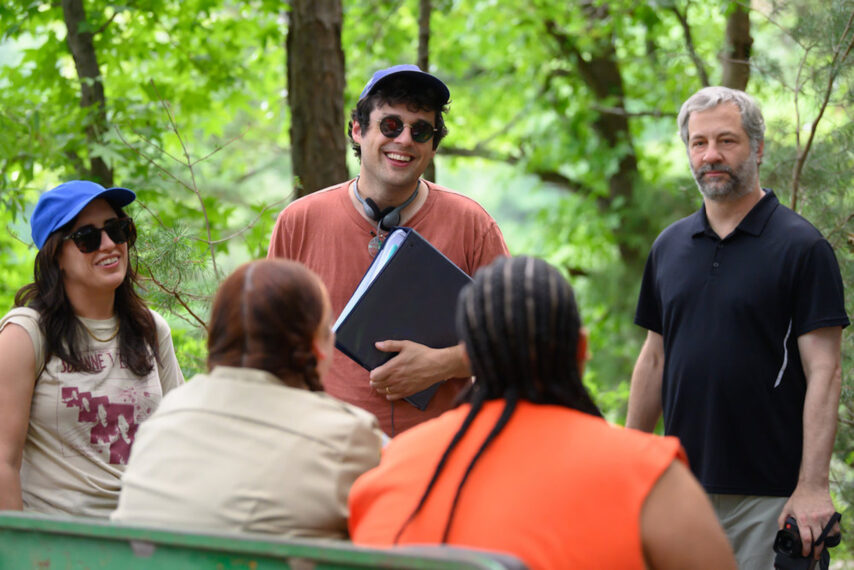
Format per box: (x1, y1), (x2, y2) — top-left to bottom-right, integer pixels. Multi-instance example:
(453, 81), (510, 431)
(349, 400), (686, 569)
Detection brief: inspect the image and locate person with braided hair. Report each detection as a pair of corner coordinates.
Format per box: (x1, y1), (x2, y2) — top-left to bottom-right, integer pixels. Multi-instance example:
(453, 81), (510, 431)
(348, 256), (735, 569)
(112, 259), (383, 538)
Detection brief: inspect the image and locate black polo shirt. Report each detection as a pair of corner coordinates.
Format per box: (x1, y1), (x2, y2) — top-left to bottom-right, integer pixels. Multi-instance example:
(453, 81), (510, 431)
(635, 190), (849, 496)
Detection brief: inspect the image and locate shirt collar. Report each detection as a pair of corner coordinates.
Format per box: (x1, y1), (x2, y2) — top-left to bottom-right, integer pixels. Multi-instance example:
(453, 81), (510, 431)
(690, 189), (779, 238)
(209, 366), (284, 386)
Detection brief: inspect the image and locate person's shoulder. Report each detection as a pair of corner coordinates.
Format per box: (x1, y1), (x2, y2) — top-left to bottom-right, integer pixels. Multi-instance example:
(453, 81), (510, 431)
(302, 391), (380, 431)
(567, 410), (685, 467)
(0, 307), (44, 368)
(767, 195), (825, 242)
(284, 181), (350, 211)
(149, 308), (168, 326)
(424, 182), (499, 223)
(427, 182), (476, 201)
(273, 181), (350, 230)
(2, 305), (41, 325)
(303, 393), (384, 448)
(0, 306), (42, 351)
(148, 308), (172, 334)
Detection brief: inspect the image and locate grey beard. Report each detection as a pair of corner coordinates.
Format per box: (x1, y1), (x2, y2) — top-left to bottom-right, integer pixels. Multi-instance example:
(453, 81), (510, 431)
(691, 154), (758, 202)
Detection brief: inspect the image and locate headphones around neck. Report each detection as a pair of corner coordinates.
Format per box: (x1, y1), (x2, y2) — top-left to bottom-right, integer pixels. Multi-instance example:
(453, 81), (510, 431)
(353, 177), (420, 231)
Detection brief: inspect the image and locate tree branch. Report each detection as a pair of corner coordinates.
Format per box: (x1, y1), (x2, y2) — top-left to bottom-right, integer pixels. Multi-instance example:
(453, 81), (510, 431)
(206, 197), (291, 246)
(440, 144), (520, 165)
(590, 104), (676, 118)
(148, 80), (220, 278)
(790, 9), (854, 211)
(669, 2), (710, 87)
(440, 144), (587, 193)
(93, 8), (120, 36)
(138, 259), (208, 328)
(112, 126), (194, 195)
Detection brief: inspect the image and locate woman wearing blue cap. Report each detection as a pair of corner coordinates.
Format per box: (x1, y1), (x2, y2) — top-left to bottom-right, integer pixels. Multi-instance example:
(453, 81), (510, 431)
(0, 180), (183, 517)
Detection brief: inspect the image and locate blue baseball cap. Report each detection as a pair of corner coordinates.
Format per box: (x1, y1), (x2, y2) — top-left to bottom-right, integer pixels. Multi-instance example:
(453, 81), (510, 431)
(31, 180), (136, 249)
(358, 64), (450, 105)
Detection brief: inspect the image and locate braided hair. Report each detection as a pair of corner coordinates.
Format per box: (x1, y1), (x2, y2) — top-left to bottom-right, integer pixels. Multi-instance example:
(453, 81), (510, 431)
(394, 256), (601, 543)
(206, 259), (327, 391)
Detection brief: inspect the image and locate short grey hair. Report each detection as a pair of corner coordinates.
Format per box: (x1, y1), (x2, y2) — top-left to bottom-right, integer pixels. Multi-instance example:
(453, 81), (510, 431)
(677, 86), (765, 152)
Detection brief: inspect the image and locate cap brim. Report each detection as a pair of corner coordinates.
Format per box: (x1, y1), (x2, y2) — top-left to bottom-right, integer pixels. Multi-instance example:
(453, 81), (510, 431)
(362, 70), (450, 105)
(47, 187), (136, 240)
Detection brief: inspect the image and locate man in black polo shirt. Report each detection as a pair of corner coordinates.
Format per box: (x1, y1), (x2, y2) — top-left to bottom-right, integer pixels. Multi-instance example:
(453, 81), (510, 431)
(626, 86), (848, 569)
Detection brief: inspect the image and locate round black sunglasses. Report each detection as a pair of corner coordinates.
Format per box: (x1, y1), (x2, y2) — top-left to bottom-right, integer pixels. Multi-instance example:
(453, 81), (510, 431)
(64, 218), (137, 253)
(378, 115), (437, 143)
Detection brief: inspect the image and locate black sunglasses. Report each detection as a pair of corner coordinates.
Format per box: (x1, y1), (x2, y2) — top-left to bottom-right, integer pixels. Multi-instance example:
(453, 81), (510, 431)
(378, 115), (437, 143)
(64, 218), (136, 253)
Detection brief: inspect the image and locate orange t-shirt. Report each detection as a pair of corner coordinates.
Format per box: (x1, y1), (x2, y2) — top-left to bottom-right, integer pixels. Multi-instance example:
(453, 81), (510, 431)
(349, 401), (686, 569)
(267, 180), (508, 435)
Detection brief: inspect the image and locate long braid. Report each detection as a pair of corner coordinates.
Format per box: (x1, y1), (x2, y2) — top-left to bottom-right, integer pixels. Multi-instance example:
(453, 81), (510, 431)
(393, 389), (486, 544)
(523, 257), (541, 394)
(397, 256), (601, 543)
(440, 395), (518, 542)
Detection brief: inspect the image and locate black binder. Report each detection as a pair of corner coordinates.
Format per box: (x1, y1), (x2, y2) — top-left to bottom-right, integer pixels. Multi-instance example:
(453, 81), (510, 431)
(333, 228), (472, 410)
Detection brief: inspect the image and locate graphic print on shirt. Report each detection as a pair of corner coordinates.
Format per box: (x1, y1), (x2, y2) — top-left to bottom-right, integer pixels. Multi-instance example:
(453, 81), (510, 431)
(56, 347), (160, 465)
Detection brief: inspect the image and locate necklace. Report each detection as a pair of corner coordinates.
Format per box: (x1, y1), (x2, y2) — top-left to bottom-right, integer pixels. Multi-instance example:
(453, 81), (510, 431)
(355, 178), (421, 257)
(81, 322), (120, 343)
(368, 227), (387, 258)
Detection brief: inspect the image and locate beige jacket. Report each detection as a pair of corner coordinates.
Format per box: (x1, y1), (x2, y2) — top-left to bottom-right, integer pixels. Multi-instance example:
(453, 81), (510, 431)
(112, 366), (383, 538)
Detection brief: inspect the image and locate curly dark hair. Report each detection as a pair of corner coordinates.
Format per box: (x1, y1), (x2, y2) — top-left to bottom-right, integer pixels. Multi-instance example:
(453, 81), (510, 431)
(15, 205), (159, 377)
(394, 256), (601, 543)
(347, 75), (450, 160)
(206, 259), (327, 391)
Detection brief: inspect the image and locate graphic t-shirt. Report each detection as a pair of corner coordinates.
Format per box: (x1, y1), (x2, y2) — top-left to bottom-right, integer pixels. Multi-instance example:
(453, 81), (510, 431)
(0, 307), (183, 517)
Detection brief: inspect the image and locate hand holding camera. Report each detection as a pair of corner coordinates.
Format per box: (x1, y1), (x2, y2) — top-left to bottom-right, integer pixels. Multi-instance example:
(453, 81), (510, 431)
(773, 513), (841, 570)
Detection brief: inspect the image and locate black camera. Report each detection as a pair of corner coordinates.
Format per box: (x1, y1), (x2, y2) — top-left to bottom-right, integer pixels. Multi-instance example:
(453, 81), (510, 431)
(773, 516), (840, 570)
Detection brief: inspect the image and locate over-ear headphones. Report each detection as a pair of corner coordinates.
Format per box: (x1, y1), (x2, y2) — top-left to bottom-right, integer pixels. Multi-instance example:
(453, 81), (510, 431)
(353, 177), (420, 231)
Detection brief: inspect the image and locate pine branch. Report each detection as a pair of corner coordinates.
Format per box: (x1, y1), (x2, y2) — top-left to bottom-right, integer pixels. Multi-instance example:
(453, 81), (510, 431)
(147, 80), (220, 278)
(790, 9), (854, 211)
(138, 259), (207, 328)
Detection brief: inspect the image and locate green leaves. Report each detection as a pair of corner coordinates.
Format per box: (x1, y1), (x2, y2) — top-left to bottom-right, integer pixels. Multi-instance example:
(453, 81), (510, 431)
(0, 3), (852, 532)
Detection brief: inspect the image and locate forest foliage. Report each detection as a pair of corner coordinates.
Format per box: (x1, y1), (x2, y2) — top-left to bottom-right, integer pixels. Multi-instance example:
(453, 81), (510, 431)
(1, 0), (853, 549)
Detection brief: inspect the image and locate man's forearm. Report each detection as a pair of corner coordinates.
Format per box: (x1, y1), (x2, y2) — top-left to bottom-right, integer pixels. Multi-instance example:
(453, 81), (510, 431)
(626, 369), (663, 431)
(796, 328), (843, 489)
(626, 332), (665, 432)
(797, 366), (840, 490)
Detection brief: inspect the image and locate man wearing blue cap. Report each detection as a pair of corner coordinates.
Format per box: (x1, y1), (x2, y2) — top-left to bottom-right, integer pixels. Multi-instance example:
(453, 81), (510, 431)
(268, 65), (508, 435)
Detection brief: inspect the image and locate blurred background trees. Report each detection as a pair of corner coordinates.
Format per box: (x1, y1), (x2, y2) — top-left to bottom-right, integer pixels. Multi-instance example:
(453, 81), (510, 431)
(1, 0), (852, 549)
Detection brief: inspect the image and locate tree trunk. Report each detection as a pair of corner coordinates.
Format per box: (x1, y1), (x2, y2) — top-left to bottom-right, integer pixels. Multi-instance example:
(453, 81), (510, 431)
(720, 2), (752, 90)
(545, 3), (643, 267)
(418, 0), (436, 183)
(287, 0), (348, 198)
(61, 0), (113, 186)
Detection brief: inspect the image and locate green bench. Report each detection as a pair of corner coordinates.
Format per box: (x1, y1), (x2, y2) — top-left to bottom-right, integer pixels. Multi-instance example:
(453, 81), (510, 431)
(0, 511), (526, 569)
